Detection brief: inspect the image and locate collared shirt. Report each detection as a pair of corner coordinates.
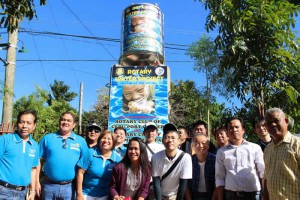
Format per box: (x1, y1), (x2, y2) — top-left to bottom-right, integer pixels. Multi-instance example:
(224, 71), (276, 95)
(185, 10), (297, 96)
(215, 140), (264, 192)
(39, 131), (89, 182)
(152, 149), (192, 196)
(145, 142), (165, 161)
(190, 153), (215, 199)
(264, 132), (300, 200)
(0, 133), (39, 186)
(113, 144), (127, 158)
(77, 146), (121, 197)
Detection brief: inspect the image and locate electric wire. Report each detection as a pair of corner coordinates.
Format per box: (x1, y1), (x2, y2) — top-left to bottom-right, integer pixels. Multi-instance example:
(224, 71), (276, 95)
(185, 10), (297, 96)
(49, 0), (80, 88)
(60, 0), (118, 61)
(26, 22), (50, 91)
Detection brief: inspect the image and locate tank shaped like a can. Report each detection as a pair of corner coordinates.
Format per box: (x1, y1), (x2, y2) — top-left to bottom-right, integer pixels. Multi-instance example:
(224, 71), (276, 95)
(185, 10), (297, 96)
(119, 3), (165, 66)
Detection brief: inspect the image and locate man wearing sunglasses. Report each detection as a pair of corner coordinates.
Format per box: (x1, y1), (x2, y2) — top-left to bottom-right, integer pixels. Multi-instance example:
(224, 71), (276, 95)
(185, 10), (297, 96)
(37, 111), (89, 200)
(85, 123), (102, 148)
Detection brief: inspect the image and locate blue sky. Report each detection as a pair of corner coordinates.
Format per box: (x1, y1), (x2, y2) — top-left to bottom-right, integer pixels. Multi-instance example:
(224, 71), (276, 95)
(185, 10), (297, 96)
(2, 0), (296, 118)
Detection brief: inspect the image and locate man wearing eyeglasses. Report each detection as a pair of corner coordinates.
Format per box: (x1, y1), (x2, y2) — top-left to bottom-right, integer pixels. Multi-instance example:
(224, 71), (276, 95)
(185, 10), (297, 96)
(37, 111), (89, 200)
(113, 127), (127, 157)
(0, 110), (39, 200)
(152, 123), (192, 200)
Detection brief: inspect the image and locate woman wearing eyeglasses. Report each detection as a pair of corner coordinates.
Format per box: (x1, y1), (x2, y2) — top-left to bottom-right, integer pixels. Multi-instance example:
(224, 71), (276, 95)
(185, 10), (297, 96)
(76, 130), (121, 200)
(110, 137), (151, 200)
(86, 123), (102, 148)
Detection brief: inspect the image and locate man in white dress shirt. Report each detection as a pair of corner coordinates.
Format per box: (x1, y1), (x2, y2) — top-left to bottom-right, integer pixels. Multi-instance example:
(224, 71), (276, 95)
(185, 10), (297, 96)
(215, 117), (264, 200)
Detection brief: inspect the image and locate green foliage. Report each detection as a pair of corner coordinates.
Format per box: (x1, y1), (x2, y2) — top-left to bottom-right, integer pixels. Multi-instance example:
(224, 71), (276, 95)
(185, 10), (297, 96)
(82, 87), (109, 132)
(201, 0), (300, 116)
(48, 80), (78, 105)
(169, 80), (228, 133)
(0, 0), (46, 32)
(0, 80), (7, 99)
(13, 83), (77, 142)
(169, 80), (205, 126)
(186, 34), (232, 97)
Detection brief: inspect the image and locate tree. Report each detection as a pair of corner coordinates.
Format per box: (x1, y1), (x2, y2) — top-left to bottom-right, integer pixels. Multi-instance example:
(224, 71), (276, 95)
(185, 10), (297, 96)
(0, 0), (46, 124)
(13, 86), (77, 141)
(186, 34), (231, 130)
(48, 80), (78, 105)
(82, 87), (110, 131)
(201, 0), (300, 117)
(169, 80), (205, 127)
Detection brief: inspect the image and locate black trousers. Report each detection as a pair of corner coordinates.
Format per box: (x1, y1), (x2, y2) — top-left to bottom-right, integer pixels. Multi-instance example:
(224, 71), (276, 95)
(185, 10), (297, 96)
(224, 190), (260, 200)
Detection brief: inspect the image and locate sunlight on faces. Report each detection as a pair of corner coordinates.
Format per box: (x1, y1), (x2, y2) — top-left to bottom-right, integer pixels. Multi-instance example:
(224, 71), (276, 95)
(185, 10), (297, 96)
(128, 141), (141, 162)
(265, 112), (289, 141)
(216, 130), (229, 147)
(178, 128), (188, 143)
(193, 125), (207, 136)
(227, 119), (244, 144)
(114, 129), (126, 144)
(17, 113), (36, 139)
(100, 132), (114, 151)
(87, 128), (101, 142)
(163, 131), (180, 150)
(193, 134), (209, 156)
(144, 129), (158, 143)
(59, 113), (76, 135)
(255, 121), (269, 137)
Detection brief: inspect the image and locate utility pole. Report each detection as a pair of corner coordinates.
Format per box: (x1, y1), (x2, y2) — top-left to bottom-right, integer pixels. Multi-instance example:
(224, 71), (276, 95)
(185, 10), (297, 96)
(2, 29), (18, 124)
(78, 82), (83, 135)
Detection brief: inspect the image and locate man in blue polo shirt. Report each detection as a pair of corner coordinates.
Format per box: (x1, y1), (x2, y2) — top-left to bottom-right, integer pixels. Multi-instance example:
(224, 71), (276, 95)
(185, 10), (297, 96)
(0, 110), (39, 200)
(37, 111), (89, 200)
(113, 127), (127, 157)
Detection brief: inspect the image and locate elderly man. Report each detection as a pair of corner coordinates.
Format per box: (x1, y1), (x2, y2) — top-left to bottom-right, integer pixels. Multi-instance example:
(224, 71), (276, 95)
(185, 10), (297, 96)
(215, 117), (264, 200)
(152, 123), (192, 200)
(0, 110), (39, 200)
(193, 120), (217, 154)
(186, 133), (216, 200)
(37, 111), (89, 199)
(263, 108), (300, 200)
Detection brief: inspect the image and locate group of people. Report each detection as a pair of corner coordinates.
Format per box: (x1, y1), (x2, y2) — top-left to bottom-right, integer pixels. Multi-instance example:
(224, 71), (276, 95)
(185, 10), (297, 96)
(0, 107), (299, 200)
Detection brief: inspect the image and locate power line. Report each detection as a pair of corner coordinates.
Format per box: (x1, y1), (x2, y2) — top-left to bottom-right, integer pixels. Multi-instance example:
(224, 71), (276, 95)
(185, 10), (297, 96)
(19, 29), (190, 51)
(60, 0), (118, 61)
(16, 59), (193, 63)
(49, 0), (80, 87)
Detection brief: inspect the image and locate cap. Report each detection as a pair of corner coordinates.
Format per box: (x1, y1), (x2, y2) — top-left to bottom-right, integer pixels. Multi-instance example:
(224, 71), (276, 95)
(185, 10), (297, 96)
(144, 122), (157, 131)
(163, 123), (177, 135)
(87, 123), (102, 132)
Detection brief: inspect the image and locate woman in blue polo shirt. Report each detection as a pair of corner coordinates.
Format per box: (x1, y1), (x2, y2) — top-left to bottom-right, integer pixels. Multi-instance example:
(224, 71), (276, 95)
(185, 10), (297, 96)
(76, 130), (121, 200)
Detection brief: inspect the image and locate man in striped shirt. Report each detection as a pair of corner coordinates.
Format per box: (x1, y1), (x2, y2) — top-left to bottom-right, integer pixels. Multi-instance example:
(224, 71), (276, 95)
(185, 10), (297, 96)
(263, 108), (300, 200)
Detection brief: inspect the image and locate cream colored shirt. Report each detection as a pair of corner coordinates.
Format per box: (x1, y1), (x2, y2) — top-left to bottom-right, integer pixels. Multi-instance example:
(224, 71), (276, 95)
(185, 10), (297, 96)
(264, 132), (300, 200)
